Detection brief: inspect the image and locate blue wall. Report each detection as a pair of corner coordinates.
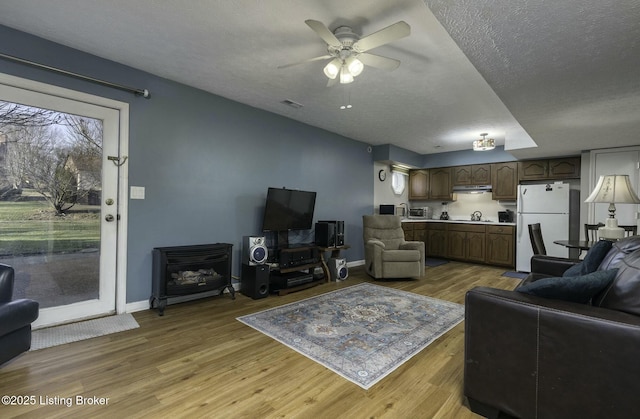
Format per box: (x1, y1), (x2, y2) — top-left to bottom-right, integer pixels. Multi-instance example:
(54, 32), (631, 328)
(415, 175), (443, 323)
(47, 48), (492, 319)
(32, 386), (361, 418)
(0, 25), (373, 303)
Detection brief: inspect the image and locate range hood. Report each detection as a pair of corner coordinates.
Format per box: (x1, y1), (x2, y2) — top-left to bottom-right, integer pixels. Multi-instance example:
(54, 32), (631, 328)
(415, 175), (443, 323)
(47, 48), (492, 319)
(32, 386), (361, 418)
(452, 185), (493, 193)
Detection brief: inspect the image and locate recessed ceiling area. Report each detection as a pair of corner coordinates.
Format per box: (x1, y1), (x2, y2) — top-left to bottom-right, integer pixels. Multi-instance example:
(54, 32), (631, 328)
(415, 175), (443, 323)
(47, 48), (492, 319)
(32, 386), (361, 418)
(0, 0), (637, 159)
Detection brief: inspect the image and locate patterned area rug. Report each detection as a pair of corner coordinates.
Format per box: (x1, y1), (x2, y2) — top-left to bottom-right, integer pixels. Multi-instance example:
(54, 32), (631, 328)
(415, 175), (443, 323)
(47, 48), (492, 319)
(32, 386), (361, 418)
(31, 314), (139, 350)
(237, 283), (464, 389)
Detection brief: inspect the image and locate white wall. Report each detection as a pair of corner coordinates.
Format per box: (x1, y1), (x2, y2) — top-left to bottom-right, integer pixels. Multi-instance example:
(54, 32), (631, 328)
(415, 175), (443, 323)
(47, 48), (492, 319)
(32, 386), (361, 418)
(373, 161), (408, 215)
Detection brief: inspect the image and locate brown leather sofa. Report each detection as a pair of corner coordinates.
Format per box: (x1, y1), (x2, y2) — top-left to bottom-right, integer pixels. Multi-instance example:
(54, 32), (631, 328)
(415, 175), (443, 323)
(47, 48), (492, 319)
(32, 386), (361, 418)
(464, 236), (640, 419)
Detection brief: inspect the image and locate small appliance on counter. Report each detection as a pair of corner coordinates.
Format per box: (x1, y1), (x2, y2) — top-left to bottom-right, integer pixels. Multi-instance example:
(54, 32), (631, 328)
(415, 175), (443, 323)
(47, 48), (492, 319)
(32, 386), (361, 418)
(409, 207), (432, 219)
(498, 209), (514, 223)
(440, 202), (450, 220)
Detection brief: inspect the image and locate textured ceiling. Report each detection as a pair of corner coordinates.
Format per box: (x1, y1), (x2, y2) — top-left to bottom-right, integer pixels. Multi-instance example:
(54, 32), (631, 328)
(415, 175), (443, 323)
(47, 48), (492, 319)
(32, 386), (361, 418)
(0, 0), (637, 159)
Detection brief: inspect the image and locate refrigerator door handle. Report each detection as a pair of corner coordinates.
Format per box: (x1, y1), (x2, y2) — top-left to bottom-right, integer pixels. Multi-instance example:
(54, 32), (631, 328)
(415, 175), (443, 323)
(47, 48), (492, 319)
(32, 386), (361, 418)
(517, 213), (524, 243)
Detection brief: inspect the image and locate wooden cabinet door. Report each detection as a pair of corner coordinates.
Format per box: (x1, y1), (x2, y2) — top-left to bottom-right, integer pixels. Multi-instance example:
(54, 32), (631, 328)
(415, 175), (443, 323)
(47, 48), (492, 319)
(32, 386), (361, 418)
(402, 223), (414, 241)
(491, 162), (518, 200)
(471, 164), (491, 185)
(447, 230), (466, 259)
(409, 170), (429, 200)
(452, 166), (472, 185)
(486, 225), (515, 267)
(548, 157), (581, 179)
(429, 167), (452, 200)
(426, 224), (447, 258)
(413, 222), (427, 242)
(466, 231), (486, 262)
(519, 157), (581, 181)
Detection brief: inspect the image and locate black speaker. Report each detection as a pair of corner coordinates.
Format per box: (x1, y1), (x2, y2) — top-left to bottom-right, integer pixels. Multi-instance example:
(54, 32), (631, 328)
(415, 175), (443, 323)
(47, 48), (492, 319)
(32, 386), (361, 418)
(242, 236), (268, 265)
(315, 222), (335, 247)
(329, 258), (348, 281)
(241, 263), (269, 299)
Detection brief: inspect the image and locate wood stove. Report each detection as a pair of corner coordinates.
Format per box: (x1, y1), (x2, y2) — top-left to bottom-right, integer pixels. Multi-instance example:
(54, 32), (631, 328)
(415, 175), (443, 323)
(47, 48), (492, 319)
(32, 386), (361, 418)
(150, 243), (234, 315)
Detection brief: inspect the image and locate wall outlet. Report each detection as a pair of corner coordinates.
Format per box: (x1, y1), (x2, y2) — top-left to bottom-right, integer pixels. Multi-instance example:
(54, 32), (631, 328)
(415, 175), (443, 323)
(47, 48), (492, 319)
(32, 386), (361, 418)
(130, 186), (145, 199)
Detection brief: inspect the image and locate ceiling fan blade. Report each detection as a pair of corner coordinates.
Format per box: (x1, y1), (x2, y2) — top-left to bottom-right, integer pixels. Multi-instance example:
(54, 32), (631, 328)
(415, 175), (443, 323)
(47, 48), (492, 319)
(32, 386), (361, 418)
(277, 55), (332, 69)
(305, 19), (342, 47)
(358, 53), (400, 71)
(354, 21), (410, 52)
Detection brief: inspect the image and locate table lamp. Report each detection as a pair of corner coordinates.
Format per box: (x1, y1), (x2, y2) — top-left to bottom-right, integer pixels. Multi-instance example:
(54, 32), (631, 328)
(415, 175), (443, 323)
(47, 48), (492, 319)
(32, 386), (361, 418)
(585, 174), (640, 239)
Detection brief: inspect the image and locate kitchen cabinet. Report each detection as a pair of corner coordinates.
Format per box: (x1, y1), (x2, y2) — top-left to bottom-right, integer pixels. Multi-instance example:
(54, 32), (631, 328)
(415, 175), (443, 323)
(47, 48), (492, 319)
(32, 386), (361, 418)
(402, 222), (427, 242)
(491, 162), (518, 200)
(425, 223), (447, 258)
(518, 157), (581, 181)
(447, 224), (486, 263)
(486, 225), (515, 267)
(452, 164), (491, 186)
(408, 169), (429, 200)
(409, 167), (453, 201)
(429, 167), (453, 200)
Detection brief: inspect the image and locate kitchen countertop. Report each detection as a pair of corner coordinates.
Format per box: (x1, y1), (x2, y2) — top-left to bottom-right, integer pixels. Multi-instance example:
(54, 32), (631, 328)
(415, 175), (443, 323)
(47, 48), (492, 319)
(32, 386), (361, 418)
(402, 218), (516, 226)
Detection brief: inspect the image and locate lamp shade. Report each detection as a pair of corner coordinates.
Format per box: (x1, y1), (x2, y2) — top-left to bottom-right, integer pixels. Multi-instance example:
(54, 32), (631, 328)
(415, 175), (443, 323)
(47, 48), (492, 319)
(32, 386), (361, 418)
(585, 175), (640, 204)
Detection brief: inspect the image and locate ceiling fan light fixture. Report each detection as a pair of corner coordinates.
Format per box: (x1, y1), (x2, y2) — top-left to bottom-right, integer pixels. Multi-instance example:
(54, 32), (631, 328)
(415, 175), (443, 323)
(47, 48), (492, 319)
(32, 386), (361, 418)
(345, 56), (364, 77)
(339, 65), (354, 84)
(473, 133), (495, 151)
(323, 58), (341, 79)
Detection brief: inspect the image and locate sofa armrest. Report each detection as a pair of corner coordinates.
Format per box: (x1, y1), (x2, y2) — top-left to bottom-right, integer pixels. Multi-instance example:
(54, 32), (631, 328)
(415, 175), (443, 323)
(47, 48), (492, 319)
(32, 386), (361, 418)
(0, 299), (39, 336)
(530, 255), (581, 277)
(465, 287), (640, 419)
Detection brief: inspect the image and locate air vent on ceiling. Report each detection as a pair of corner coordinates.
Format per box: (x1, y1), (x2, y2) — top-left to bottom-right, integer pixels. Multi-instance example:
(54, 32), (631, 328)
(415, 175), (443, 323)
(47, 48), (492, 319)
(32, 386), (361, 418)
(281, 99), (304, 109)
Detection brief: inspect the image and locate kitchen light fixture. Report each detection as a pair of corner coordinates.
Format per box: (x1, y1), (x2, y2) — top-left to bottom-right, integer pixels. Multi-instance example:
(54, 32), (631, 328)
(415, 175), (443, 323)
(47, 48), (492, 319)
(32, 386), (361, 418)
(473, 133), (495, 151)
(585, 174), (640, 239)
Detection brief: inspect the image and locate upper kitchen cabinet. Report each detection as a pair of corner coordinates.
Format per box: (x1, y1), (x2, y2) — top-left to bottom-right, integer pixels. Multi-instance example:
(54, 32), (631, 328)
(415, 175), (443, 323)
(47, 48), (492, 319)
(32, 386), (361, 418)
(409, 169), (430, 200)
(429, 167), (453, 201)
(518, 157), (581, 181)
(452, 164), (491, 186)
(491, 162), (518, 200)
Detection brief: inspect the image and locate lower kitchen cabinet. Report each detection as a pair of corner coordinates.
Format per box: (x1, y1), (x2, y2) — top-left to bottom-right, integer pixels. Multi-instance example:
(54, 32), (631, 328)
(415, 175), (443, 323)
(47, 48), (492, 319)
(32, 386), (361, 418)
(447, 224), (486, 263)
(402, 222), (427, 242)
(426, 223), (447, 258)
(404, 221), (515, 268)
(486, 225), (515, 267)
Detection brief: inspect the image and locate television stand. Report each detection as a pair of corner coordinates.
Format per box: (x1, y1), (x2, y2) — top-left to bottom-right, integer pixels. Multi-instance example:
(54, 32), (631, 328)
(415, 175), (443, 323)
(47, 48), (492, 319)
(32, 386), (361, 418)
(270, 244), (323, 296)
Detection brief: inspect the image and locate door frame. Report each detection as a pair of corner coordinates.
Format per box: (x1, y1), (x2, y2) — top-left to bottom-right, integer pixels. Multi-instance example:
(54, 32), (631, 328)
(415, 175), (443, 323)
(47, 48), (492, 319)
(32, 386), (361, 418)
(0, 72), (129, 321)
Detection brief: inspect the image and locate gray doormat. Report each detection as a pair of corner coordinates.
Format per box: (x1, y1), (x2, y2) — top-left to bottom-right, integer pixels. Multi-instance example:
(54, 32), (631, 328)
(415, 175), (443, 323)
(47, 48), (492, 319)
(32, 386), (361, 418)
(425, 258), (449, 267)
(502, 271), (528, 279)
(30, 313), (139, 350)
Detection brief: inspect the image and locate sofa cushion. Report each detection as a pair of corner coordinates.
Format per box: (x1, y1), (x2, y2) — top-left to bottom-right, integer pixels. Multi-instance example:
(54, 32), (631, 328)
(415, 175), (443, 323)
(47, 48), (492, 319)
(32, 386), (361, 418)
(517, 269), (618, 304)
(594, 250), (640, 315)
(598, 236), (640, 271)
(563, 240), (613, 277)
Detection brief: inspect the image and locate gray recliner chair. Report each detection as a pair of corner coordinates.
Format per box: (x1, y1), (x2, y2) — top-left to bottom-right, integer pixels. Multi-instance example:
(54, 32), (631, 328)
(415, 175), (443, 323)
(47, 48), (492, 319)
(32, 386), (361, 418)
(0, 264), (39, 365)
(362, 215), (425, 279)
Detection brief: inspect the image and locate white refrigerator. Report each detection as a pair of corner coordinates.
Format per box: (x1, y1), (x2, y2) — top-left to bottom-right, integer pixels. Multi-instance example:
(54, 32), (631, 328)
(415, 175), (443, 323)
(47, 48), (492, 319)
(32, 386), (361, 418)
(516, 183), (577, 272)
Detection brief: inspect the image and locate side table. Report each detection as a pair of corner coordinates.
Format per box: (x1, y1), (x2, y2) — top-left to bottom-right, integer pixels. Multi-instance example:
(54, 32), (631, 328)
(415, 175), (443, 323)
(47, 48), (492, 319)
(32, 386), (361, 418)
(317, 245), (350, 281)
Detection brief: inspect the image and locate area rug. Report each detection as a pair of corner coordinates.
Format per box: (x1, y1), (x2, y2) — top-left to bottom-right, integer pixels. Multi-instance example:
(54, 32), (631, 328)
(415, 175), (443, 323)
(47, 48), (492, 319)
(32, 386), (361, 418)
(425, 258), (449, 267)
(30, 313), (139, 350)
(237, 283), (464, 389)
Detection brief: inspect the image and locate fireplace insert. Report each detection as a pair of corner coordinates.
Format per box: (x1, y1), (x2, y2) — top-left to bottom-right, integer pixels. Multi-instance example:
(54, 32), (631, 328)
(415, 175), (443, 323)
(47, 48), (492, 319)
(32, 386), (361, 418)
(150, 243), (234, 315)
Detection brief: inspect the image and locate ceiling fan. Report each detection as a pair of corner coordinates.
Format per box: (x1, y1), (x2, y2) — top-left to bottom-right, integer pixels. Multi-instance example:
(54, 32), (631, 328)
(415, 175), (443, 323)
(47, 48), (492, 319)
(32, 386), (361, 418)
(279, 19), (411, 86)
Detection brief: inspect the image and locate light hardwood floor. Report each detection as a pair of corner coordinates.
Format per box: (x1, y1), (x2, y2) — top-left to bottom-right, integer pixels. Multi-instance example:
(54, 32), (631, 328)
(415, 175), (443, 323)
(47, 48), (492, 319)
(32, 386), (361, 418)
(0, 262), (521, 418)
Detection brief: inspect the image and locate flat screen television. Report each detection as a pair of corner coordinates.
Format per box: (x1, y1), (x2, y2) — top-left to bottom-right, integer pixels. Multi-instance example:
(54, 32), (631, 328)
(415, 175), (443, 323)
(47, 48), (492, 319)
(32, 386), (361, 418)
(262, 187), (317, 232)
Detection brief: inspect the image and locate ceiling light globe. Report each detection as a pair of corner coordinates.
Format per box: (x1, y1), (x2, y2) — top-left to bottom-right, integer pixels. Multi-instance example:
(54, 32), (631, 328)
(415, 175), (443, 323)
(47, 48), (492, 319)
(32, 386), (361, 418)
(347, 58), (364, 76)
(323, 59), (340, 79)
(339, 66), (354, 84)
